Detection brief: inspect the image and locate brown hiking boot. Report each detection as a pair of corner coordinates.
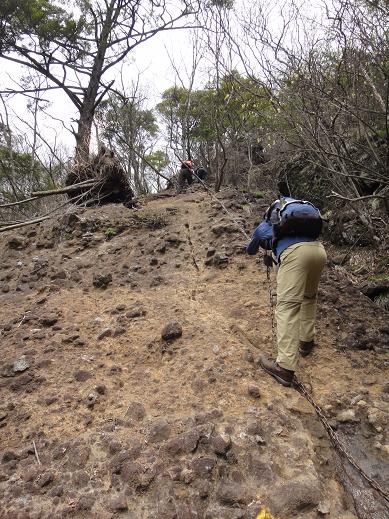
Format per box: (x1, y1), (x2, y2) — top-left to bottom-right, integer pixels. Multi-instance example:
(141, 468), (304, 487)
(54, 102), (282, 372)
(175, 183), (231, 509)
(299, 340), (315, 357)
(259, 356), (294, 387)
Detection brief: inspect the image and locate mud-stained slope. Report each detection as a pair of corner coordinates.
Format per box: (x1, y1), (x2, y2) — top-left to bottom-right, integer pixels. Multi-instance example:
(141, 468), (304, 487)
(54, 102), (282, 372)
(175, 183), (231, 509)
(0, 189), (388, 519)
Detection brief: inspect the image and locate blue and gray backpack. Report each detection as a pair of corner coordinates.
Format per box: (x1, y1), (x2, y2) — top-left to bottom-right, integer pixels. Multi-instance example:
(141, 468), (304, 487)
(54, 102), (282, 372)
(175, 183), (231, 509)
(265, 197), (323, 240)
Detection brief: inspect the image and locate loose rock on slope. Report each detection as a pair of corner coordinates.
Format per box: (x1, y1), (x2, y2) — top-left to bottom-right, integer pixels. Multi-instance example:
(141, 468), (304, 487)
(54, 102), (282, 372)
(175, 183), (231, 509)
(0, 189), (388, 518)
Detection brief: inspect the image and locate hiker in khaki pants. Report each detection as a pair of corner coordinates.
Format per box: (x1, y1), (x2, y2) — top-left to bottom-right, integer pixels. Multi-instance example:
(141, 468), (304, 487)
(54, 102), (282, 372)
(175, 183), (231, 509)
(247, 197), (327, 387)
(275, 242), (327, 374)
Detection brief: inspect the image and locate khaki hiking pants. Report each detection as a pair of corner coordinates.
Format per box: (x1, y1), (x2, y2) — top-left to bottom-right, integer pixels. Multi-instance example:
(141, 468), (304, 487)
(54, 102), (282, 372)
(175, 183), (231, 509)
(276, 241), (327, 372)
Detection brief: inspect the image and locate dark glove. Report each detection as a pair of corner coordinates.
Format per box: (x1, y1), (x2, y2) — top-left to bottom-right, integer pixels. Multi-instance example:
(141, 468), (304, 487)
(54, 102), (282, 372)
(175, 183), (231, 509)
(263, 254), (274, 268)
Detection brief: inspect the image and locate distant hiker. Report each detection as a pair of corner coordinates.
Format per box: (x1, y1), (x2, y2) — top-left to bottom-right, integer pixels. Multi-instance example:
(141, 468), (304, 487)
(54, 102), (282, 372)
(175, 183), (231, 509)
(194, 166), (208, 182)
(246, 196), (326, 387)
(177, 160), (193, 193)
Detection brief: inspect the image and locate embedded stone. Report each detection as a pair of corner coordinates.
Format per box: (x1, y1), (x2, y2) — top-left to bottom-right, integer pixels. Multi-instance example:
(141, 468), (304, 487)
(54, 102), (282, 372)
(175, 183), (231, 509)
(7, 235), (27, 250)
(74, 370), (92, 382)
(97, 328), (113, 340)
(13, 356), (30, 374)
(190, 457), (215, 478)
(217, 482), (250, 505)
(268, 478), (321, 515)
(211, 433), (231, 455)
(40, 314), (59, 327)
(148, 419), (171, 443)
(247, 385), (261, 398)
(109, 493), (128, 512)
(336, 409), (359, 423)
(93, 273), (112, 289)
(125, 402), (146, 421)
(161, 322), (183, 341)
(2, 451), (19, 463)
(126, 306), (146, 319)
(37, 471), (54, 488)
(165, 429), (200, 456)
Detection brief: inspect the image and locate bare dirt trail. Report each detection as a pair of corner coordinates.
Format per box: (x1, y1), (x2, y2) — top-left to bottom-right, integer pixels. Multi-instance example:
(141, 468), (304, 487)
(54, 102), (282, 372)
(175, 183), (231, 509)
(0, 188), (388, 518)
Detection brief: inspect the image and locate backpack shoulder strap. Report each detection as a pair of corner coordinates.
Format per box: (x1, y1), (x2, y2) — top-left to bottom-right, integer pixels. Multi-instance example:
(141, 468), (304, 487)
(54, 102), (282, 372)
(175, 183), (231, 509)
(264, 199), (280, 221)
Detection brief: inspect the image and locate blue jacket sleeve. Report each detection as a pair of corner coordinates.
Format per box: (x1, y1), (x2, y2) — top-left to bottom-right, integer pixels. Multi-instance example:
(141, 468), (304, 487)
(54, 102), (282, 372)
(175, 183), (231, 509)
(246, 221), (273, 255)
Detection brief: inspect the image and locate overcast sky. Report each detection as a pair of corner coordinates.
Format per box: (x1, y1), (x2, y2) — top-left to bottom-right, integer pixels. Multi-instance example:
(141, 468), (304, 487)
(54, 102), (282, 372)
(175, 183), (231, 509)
(0, 0), (323, 161)
(1, 20), (226, 165)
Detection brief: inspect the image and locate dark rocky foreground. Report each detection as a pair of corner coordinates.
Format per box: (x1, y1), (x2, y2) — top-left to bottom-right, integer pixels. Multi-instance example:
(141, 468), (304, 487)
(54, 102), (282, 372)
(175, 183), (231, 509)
(0, 189), (388, 518)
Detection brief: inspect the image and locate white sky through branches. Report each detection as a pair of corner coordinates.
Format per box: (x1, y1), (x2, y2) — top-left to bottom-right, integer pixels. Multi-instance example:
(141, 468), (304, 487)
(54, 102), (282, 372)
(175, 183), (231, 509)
(0, 0), (329, 162)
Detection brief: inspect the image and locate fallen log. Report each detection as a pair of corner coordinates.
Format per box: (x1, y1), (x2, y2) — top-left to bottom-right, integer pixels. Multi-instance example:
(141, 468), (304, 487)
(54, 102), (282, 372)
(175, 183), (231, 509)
(1, 148), (135, 216)
(0, 187), (100, 233)
(0, 179), (97, 208)
(0, 220), (23, 226)
(0, 215), (52, 233)
(31, 179), (97, 198)
(0, 196), (39, 209)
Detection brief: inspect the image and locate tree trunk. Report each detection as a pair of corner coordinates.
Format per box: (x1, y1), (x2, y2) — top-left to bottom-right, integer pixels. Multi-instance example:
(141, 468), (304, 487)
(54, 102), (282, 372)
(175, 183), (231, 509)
(74, 0), (117, 164)
(75, 101), (95, 165)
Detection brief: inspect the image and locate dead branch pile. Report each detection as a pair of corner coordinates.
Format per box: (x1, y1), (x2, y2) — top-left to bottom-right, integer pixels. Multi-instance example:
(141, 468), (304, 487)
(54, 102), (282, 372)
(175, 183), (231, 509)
(65, 146), (134, 207)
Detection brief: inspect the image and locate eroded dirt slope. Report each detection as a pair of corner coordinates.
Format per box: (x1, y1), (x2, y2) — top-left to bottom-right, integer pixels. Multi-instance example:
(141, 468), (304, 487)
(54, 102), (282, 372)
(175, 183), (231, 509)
(0, 189), (388, 519)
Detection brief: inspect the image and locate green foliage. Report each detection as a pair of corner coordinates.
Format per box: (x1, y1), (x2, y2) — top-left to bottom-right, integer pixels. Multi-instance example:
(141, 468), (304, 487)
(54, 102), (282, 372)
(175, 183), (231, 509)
(96, 92), (161, 194)
(277, 156), (331, 209)
(99, 96), (158, 144)
(0, 147), (30, 172)
(0, 145), (50, 200)
(369, 273), (389, 282)
(0, 0), (82, 50)
(157, 71), (274, 153)
(252, 191), (264, 199)
(104, 227), (118, 239)
(144, 150), (169, 171)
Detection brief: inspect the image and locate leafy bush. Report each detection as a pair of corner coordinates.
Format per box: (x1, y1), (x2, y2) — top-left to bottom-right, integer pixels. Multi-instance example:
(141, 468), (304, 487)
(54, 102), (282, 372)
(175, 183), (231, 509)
(104, 227), (118, 239)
